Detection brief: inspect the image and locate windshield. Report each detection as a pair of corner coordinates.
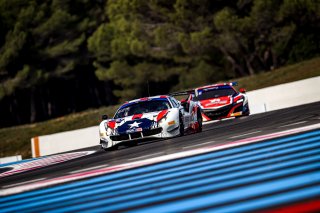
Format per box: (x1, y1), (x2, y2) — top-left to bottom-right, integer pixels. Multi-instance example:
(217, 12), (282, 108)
(194, 88), (236, 101)
(114, 100), (171, 119)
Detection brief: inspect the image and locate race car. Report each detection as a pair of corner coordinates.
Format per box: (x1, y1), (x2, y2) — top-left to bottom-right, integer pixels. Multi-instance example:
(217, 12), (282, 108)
(171, 82), (250, 122)
(194, 82), (250, 121)
(99, 95), (202, 150)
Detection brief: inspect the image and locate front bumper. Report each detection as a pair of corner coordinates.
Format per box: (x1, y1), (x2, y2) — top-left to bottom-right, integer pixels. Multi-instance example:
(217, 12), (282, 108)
(202, 105), (233, 120)
(110, 127), (163, 141)
(202, 103), (244, 120)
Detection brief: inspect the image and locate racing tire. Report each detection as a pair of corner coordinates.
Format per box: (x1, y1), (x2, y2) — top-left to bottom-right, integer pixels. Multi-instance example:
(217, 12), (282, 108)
(104, 145), (118, 151)
(242, 104), (250, 116)
(100, 140), (118, 151)
(179, 113), (184, 136)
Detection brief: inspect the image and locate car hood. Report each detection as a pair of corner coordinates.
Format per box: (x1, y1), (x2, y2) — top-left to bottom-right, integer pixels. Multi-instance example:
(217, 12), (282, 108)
(110, 112), (160, 134)
(117, 118), (155, 134)
(199, 96), (232, 109)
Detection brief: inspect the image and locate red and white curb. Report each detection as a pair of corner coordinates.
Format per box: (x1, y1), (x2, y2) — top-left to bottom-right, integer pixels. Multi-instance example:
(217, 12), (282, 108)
(0, 151), (95, 178)
(1, 123), (320, 196)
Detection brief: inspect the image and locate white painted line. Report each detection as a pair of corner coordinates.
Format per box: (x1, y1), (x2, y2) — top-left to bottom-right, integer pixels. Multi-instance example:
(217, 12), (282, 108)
(278, 121), (307, 128)
(128, 152), (164, 161)
(2, 178), (46, 189)
(182, 141), (213, 149)
(203, 120), (219, 125)
(0, 151), (95, 178)
(2, 123), (320, 196)
(203, 118), (235, 126)
(230, 131), (262, 139)
(221, 117), (236, 121)
(239, 116), (248, 120)
(69, 164), (109, 174)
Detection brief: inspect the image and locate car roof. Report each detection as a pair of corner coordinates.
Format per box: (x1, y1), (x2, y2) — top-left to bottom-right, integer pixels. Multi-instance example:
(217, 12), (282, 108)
(119, 95), (170, 109)
(196, 83), (234, 91)
(194, 83), (238, 97)
(128, 95), (169, 103)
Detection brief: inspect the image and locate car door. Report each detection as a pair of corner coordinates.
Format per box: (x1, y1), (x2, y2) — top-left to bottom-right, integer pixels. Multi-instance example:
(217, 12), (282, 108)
(169, 96), (190, 128)
(178, 96), (193, 128)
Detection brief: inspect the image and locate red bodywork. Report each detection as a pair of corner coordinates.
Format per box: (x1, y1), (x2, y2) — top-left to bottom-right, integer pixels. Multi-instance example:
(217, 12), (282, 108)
(193, 83), (248, 121)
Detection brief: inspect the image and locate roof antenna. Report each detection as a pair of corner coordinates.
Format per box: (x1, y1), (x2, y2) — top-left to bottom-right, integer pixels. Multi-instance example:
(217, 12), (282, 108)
(147, 80), (150, 96)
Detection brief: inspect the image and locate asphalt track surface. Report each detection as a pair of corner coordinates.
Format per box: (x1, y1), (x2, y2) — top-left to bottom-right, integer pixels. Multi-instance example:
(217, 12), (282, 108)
(0, 101), (320, 212)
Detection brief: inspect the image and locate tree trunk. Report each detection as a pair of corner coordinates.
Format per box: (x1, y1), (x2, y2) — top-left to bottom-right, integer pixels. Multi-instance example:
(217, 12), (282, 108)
(12, 93), (21, 125)
(220, 47), (247, 77)
(30, 88), (36, 123)
(245, 55), (255, 75)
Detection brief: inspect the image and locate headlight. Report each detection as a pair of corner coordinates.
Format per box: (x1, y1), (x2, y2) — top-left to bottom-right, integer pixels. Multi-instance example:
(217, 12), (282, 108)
(157, 110), (168, 122)
(158, 118), (165, 126)
(236, 98), (244, 104)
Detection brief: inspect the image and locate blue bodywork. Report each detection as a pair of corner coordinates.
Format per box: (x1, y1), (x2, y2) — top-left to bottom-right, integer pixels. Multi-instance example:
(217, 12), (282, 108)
(117, 118), (155, 134)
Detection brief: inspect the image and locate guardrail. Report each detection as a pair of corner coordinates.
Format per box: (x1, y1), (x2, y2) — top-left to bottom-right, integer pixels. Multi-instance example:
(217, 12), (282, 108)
(31, 126), (98, 157)
(31, 76), (320, 157)
(0, 155), (22, 164)
(247, 76), (320, 114)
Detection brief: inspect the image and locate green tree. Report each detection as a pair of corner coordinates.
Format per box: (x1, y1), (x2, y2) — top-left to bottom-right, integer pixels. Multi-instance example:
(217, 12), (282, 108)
(0, 0), (107, 124)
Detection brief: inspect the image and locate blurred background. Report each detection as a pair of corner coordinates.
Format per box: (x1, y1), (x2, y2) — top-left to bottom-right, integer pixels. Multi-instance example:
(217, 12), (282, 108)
(0, 0), (319, 128)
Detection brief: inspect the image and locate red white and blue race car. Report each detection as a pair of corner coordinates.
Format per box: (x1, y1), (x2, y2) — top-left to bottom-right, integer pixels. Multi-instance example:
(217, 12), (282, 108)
(99, 95), (202, 150)
(173, 82), (250, 122)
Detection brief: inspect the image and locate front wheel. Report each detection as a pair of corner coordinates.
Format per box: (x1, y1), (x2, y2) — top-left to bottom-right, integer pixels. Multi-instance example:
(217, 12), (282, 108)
(101, 140), (118, 151)
(104, 145), (118, 151)
(242, 103), (250, 116)
(197, 110), (203, 133)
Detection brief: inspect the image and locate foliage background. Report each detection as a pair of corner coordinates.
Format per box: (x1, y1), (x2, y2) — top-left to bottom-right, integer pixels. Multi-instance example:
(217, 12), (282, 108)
(0, 0), (319, 128)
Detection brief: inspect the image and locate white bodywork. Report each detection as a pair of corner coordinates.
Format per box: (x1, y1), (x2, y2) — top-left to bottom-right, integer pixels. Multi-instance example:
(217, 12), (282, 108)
(99, 96), (200, 149)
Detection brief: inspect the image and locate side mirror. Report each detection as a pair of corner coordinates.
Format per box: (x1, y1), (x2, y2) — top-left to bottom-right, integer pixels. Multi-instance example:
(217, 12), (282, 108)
(180, 100), (189, 112)
(101, 114), (108, 120)
(239, 88), (246, 94)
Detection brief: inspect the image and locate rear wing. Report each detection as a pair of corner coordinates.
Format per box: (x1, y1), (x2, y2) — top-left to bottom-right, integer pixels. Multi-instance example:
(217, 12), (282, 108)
(169, 89), (195, 97)
(198, 82), (238, 89)
(169, 82), (238, 97)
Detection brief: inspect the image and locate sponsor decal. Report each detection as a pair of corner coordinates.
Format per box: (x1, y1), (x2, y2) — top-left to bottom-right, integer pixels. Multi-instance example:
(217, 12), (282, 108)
(210, 98), (220, 103)
(203, 97), (230, 107)
(126, 128), (143, 133)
